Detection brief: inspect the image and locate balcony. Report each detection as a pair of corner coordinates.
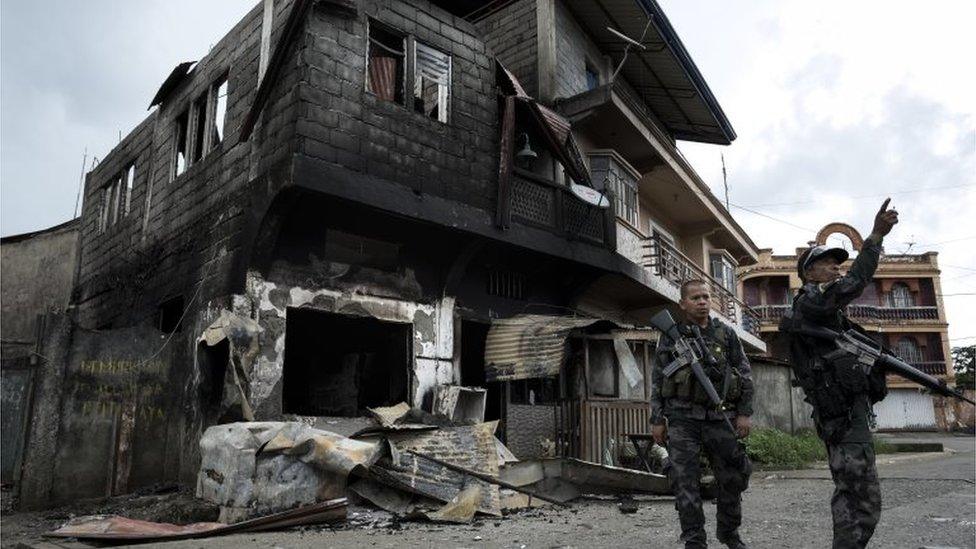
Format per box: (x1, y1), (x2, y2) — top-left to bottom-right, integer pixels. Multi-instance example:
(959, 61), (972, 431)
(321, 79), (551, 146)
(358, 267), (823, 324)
(847, 305), (940, 322)
(509, 168), (613, 248)
(900, 361), (948, 376)
(752, 304), (940, 326)
(642, 233), (760, 336)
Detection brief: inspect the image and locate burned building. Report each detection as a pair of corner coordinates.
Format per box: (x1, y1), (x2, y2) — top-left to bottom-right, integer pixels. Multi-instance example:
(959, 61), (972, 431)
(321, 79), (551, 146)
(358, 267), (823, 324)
(7, 0), (764, 509)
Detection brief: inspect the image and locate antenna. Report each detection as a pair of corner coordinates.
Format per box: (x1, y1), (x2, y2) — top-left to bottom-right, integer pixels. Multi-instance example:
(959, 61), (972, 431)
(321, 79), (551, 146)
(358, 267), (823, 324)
(73, 147), (87, 219)
(721, 153), (729, 211)
(608, 17), (654, 84)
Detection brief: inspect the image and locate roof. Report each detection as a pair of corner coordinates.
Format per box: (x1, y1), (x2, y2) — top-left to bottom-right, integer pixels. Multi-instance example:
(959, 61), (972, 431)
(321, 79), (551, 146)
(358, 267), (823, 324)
(563, 0), (735, 144)
(0, 218), (80, 244)
(484, 314), (609, 381)
(148, 61), (197, 109)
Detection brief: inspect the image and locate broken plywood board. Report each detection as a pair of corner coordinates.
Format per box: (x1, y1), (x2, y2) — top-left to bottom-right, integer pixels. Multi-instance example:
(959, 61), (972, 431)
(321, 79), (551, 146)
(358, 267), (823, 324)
(372, 422), (502, 516)
(45, 499), (347, 542)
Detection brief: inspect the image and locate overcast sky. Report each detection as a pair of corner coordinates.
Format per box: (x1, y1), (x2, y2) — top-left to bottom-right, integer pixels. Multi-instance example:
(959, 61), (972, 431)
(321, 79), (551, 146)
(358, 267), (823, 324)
(1, 1), (973, 345)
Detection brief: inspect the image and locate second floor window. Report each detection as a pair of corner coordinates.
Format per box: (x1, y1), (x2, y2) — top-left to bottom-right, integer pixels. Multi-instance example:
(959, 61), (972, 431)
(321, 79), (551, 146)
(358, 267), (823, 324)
(366, 22), (405, 104)
(710, 253), (737, 293)
(98, 163), (136, 233)
(589, 153), (638, 227)
(888, 282), (914, 307)
(414, 42), (450, 123)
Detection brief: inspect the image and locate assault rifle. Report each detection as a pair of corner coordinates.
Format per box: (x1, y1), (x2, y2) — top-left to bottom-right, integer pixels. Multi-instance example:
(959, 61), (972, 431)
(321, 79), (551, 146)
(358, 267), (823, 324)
(650, 309), (738, 435)
(787, 320), (975, 406)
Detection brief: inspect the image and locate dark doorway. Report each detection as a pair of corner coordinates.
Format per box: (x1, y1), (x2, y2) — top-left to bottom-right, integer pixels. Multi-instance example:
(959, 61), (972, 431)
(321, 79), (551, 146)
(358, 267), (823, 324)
(460, 320), (503, 430)
(283, 308), (410, 416)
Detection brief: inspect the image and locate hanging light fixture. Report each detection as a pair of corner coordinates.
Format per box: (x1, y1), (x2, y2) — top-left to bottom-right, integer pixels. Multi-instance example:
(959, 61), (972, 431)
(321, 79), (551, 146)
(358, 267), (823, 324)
(515, 132), (537, 170)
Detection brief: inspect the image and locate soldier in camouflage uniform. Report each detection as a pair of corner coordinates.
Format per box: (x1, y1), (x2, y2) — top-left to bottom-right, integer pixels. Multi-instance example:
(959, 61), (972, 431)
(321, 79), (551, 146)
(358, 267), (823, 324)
(783, 199), (899, 549)
(651, 280), (754, 549)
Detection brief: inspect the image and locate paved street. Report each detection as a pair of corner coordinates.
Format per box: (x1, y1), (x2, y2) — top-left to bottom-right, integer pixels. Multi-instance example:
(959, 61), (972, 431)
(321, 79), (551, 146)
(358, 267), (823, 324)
(2, 434), (973, 549)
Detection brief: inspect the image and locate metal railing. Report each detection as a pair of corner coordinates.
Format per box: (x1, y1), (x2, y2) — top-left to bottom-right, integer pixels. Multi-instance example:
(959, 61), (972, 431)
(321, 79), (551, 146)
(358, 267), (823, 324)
(751, 303), (939, 325)
(898, 361), (947, 377)
(642, 234), (760, 336)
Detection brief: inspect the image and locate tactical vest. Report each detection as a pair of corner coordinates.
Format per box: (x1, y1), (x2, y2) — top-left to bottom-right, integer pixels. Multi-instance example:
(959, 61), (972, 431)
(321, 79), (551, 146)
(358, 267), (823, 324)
(660, 323), (744, 406)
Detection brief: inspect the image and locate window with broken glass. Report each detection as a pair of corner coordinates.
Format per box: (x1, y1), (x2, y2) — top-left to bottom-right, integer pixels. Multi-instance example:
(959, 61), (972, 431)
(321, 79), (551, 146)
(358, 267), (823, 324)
(414, 42), (450, 123)
(366, 21), (406, 105)
(588, 153), (638, 227)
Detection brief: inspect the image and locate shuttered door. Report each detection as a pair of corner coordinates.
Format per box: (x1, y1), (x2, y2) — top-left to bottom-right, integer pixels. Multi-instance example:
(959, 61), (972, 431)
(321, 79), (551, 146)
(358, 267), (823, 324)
(873, 389), (937, 431)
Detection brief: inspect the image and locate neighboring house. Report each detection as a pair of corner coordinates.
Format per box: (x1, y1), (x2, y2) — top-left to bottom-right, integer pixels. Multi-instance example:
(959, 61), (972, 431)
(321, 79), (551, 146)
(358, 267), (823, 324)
(0, 219), (80, 487)
(739, 222), (956, 431)
(14, 0), (761, 508)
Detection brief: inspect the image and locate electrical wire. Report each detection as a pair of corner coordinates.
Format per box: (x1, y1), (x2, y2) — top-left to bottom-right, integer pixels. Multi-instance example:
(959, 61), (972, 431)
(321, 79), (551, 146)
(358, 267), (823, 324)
(739, 184), (975, 209)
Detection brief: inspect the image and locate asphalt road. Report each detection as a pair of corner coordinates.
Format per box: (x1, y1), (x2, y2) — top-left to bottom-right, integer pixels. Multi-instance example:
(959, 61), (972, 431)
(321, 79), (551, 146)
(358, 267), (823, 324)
(4, 434), (973, 548)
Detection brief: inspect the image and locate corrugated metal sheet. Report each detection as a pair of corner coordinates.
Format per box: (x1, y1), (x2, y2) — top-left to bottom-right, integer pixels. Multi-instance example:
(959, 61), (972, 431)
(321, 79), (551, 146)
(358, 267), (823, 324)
(484, 315), (604, 381)
(873, 389), (937, 431)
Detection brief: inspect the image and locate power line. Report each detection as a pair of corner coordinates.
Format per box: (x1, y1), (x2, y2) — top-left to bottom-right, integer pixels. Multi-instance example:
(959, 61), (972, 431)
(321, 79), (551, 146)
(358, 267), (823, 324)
(728, 202), (817, 232)
(912, 236), (976, 248)
(938, 293), (976, 297)
(739, 184), (976, 209)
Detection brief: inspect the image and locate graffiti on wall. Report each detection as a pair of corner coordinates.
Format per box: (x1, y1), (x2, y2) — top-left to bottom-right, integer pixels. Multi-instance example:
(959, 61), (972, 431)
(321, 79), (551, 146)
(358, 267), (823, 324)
(74, 359), (168, 421)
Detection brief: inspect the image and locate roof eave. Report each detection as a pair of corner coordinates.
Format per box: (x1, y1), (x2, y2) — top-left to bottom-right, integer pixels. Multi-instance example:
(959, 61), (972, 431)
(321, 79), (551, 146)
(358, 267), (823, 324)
(636, 0), (737, 144)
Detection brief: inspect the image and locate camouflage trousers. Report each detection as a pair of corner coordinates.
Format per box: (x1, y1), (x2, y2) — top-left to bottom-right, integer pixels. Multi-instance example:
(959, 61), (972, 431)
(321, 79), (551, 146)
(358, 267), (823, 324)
(826, 442), (881, 549)
(666, 417), (752, 548)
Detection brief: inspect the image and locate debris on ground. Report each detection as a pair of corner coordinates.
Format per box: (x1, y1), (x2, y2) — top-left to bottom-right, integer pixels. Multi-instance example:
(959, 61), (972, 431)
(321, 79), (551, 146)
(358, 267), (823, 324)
(39, 394), (679, 541)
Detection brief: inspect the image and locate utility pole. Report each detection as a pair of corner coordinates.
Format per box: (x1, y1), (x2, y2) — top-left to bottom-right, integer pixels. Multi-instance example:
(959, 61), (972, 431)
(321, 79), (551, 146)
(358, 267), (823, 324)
(721, 153), (730, 211)
(73, 147), (87, 219)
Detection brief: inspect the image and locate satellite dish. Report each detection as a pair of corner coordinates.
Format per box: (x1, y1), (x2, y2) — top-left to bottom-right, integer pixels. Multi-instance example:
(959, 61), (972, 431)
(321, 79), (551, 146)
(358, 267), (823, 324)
(570, 183), (610, 208)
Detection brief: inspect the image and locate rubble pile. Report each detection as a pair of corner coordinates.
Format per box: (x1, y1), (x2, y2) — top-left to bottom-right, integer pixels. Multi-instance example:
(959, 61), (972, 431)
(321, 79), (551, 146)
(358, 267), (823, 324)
(45, 387), (676, 542)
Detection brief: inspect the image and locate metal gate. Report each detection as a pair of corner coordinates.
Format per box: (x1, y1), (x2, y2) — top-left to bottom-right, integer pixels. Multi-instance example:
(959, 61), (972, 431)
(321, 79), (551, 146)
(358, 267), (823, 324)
(872, 388), (937, 431)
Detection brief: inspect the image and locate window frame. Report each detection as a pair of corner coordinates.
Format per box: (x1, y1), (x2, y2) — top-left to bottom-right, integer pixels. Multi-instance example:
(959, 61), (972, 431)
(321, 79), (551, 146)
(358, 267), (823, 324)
(365, 18), (408, 107)
(587, 150), (640, 228)
(709, 250), (738, 293)
(413, 40), (451, 123)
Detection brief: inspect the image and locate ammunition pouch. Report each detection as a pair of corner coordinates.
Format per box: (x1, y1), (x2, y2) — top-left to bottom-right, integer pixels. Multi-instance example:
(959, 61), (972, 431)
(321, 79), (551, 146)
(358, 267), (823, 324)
(826, 349), (869, 395)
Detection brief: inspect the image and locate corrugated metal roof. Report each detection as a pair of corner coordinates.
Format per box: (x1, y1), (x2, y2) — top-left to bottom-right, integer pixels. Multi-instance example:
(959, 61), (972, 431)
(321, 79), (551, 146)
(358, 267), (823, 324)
(484, 314), (606, 381)
(563, 0), (735, 144)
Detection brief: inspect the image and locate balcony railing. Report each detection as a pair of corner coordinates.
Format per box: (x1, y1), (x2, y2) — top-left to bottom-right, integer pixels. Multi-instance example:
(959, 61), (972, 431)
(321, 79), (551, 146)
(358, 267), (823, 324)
(642, 233), (760, 336)
(752, 304), (939, 325)
(509, 169), (612, 247)
(895, 361), (947, 377)
(847, 305), (939, 322)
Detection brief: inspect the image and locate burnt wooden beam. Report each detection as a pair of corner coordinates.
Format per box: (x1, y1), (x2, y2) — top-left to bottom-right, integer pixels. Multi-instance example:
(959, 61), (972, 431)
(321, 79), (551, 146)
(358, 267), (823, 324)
(495, 95), (516, 229)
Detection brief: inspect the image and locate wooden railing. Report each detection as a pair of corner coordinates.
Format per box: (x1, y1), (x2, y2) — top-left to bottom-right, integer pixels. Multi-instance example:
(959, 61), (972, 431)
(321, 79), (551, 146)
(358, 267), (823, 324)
(556, 399), (650, 463)
(509, 169), (613, 248)
(642, 234), (760, 336)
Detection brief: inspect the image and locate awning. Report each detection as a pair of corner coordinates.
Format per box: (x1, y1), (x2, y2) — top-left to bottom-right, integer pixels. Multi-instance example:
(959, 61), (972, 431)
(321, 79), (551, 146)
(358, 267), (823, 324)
(484, 314), (608, 382)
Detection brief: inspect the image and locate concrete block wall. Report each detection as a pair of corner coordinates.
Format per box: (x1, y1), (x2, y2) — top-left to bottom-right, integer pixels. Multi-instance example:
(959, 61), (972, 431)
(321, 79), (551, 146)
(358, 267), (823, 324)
(475, 0), (538, 98)
(74, 0), (300, 331)
(296, 0), (498, 212)
(553, 0), (605, 100)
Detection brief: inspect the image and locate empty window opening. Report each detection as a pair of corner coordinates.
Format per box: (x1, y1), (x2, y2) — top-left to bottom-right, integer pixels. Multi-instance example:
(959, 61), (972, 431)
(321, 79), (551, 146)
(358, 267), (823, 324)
(157, 295), (185, 333)
(173, 110), (189, 178)
(124, 164), (135, 216)
(414, 42), (450, 123)
(283, 308), (410, 416)
(366, 21), (405, 105)
(191, 93), (208, 163)
(99, 185), (111, 232)
(211, 77), (228, 150)
(109, 176), (122, 226)
(587, 339), (618, 397)
(509, 377), (557, 405)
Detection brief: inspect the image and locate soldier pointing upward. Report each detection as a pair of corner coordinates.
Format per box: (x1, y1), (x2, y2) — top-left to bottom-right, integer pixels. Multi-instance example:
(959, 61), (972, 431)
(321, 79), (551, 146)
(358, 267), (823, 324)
(783, 199), (898, 549)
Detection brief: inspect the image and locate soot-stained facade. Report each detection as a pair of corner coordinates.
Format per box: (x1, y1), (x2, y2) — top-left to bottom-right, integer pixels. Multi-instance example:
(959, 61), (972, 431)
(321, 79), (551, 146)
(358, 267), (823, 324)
(11, 0), (764, 508)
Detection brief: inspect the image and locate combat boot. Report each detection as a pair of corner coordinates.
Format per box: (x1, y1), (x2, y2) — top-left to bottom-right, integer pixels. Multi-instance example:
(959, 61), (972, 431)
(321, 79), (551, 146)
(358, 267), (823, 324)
(717, 532), (749, 549)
